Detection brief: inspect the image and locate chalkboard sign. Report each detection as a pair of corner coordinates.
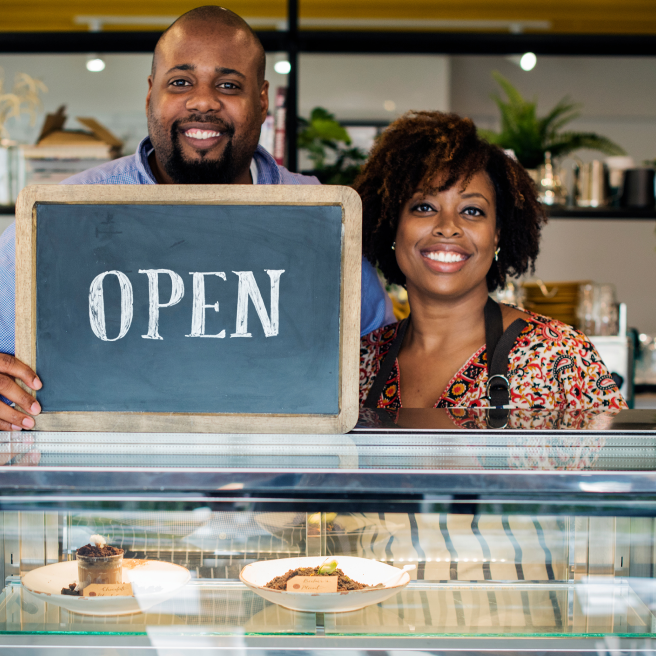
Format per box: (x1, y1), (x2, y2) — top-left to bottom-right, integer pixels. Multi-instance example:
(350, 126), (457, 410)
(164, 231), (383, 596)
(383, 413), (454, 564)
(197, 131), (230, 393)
(15, 185), (361, 433)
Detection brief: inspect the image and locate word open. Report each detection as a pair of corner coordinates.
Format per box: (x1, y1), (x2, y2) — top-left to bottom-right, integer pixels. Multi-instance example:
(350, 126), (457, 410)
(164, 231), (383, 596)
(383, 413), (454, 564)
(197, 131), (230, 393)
(88, 269), (284, 341)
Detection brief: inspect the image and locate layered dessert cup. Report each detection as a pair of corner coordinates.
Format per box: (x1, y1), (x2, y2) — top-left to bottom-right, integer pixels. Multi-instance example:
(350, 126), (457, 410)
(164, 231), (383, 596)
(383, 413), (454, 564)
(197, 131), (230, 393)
(76, 535), (124, 589)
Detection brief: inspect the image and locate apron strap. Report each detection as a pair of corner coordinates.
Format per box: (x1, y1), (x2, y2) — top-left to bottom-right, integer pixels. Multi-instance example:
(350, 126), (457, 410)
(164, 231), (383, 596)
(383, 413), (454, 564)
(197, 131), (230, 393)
(484, 296), (504, 370)
(484, 297), (528, 427)
(363, 318), (410, 409)
(485, 297), (529, 409)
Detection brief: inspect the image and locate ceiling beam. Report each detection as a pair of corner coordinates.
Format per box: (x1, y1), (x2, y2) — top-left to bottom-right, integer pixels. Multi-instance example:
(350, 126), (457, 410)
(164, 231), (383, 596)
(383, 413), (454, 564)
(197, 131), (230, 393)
(0, 30), (654, 56)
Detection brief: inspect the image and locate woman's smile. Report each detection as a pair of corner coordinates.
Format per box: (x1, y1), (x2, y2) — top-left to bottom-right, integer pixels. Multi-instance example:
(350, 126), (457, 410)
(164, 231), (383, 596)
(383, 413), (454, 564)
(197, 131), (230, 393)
(420, 245), (471, 273)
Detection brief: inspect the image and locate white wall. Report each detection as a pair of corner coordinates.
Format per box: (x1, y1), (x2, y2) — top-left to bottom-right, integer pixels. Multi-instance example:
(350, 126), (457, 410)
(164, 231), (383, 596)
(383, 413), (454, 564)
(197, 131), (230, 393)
(298, 54), (450, 121)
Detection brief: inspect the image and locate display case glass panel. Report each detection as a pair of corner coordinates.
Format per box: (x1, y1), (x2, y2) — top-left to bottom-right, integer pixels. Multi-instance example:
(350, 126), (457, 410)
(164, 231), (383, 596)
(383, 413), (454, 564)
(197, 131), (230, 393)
(1, 408), (656, 651)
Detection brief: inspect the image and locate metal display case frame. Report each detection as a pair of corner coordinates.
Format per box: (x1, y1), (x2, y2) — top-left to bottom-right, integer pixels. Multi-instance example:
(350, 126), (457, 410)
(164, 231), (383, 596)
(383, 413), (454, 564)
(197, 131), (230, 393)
(2, 408), (656, 654)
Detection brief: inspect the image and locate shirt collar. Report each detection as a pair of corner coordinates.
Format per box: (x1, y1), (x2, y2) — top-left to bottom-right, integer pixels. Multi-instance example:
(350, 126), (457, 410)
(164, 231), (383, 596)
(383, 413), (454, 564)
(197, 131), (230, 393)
(137, 137), (280, 186)
(251, 145), (282, 185)
(137, 136), (158, 184)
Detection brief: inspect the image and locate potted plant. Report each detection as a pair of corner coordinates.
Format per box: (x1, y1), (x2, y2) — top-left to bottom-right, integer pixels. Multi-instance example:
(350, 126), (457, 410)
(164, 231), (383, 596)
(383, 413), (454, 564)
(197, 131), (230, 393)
(298, 107), (367, 185)
(479, 72), (625, 170)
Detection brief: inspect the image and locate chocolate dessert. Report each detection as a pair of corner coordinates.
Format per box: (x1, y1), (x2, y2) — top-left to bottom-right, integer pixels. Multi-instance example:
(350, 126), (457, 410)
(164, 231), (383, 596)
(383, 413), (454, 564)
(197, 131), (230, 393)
(76, 535), (124, 589)
(77, 543), (123, 558)
(265, 566), (368, 591)
(61, 582), (80, 596)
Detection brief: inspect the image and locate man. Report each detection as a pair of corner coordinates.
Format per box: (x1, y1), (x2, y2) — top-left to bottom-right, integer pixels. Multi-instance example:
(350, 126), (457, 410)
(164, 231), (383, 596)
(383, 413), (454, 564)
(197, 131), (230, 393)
(0, 6), (394, 430)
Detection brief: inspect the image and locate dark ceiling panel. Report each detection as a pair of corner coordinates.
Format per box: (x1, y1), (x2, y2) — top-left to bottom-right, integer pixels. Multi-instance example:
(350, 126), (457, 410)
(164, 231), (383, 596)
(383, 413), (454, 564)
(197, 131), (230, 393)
(0, 30), (654, 56)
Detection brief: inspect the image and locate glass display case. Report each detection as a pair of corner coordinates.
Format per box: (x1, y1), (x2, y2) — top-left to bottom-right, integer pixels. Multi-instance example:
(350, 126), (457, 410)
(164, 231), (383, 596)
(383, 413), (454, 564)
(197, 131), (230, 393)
(2, 408), (656, 654)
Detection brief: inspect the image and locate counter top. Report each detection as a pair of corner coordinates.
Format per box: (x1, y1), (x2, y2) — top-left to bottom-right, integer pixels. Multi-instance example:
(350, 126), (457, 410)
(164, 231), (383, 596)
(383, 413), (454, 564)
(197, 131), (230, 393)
(1, 409), (655, 509)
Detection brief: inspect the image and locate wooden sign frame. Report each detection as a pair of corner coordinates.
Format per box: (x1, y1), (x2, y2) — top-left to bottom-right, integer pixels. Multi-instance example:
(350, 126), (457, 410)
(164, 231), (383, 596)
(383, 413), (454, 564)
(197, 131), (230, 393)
(15, 185), (361, 434)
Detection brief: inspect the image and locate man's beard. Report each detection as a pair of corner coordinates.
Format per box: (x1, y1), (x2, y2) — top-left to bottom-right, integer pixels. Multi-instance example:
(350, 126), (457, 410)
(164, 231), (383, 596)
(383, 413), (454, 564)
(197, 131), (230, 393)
(148, 115), (254, 184)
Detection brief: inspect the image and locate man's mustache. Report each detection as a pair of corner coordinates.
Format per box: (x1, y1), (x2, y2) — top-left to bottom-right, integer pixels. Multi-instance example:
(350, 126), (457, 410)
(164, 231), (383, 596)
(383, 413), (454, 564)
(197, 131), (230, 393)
(172, 116), (235, 137)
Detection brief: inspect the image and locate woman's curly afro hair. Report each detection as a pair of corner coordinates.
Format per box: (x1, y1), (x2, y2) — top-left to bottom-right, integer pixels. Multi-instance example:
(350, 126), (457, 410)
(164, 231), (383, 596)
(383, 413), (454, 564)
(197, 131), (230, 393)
(353, 111), (547, 291)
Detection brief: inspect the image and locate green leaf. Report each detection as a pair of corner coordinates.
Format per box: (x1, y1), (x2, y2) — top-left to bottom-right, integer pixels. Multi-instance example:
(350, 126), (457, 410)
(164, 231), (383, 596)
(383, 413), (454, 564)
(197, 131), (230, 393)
(540, 98), (581, 136)
(478, 129), (503, 145)
(491, 71), (526, 106)
(318, 559), (338, 575)
(298, 106), (368, 183)
(545, 132), (626, 158)
(483, 72), (626, 167)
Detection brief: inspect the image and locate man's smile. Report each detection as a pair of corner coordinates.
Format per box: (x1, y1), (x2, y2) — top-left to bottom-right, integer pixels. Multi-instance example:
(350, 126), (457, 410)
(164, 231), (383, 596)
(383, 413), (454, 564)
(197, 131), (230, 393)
(177, 121), (231, 151)
(184, 128), (223, 140)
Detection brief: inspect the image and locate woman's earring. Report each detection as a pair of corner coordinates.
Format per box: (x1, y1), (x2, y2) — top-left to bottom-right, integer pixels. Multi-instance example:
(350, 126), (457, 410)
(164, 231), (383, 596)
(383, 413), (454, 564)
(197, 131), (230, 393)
(391, 241), (396, 251)
(494, 247), (500, 261)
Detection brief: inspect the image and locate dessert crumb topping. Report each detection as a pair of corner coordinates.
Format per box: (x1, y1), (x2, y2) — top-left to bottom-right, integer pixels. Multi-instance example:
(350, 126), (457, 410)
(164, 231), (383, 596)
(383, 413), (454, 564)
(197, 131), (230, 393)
(77, 543), (123, 557)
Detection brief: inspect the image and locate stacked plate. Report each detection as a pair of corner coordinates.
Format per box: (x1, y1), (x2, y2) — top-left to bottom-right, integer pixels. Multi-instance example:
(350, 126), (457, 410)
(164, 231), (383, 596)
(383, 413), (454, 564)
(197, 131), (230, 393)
(522, 280), (589, 328)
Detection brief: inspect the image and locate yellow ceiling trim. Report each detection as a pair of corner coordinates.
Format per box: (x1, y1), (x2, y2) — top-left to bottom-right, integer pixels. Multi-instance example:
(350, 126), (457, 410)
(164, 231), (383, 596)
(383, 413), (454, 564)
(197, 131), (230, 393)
(1, 0), (656, 34)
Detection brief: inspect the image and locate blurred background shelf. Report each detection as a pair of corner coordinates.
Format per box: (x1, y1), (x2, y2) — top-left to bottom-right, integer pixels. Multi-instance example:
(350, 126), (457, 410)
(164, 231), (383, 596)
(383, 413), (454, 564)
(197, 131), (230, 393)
(547, 207), (656, 219)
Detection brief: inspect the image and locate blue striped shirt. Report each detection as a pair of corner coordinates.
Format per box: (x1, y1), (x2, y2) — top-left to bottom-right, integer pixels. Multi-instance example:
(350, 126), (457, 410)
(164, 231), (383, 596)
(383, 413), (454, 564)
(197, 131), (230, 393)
(0, 137), (394, 358)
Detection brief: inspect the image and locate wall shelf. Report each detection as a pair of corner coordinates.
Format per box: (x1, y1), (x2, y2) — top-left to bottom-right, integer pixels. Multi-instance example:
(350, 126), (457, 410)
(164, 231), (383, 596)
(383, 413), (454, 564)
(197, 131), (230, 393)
(546, 207), (656, 219)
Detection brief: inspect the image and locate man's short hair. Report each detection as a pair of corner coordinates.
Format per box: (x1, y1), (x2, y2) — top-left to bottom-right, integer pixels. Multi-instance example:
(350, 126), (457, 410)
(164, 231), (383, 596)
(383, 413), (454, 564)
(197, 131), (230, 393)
(151, 5), (266, 85)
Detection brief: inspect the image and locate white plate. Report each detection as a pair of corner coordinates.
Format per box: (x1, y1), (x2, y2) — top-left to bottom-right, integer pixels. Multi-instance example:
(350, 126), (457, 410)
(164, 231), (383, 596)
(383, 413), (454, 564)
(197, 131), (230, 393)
(21, 559), (191, 616)
(240, 556), (410, 613)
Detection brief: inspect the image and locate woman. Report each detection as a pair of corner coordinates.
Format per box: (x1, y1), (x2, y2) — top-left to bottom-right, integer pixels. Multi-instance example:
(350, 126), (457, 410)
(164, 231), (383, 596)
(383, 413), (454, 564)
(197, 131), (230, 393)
(355, 111), (626, 411)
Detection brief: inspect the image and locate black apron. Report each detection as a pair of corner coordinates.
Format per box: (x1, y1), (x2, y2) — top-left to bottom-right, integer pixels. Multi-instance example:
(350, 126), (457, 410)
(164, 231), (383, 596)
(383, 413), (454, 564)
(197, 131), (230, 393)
(363, 297), (528, 427)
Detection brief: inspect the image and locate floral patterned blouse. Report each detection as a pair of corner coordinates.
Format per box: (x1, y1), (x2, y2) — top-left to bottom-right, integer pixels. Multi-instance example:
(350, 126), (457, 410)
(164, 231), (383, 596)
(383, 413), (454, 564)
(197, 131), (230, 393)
(359, 306), (627, 411)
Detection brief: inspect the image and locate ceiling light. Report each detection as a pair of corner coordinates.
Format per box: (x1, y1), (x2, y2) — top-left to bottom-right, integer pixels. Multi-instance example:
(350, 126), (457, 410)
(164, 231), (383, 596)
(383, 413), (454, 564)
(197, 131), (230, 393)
(274, 60), (291, 75)
(86, 57), (106, 72)
(383, 100), (396, 112)
(519, 52), (537, 71)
